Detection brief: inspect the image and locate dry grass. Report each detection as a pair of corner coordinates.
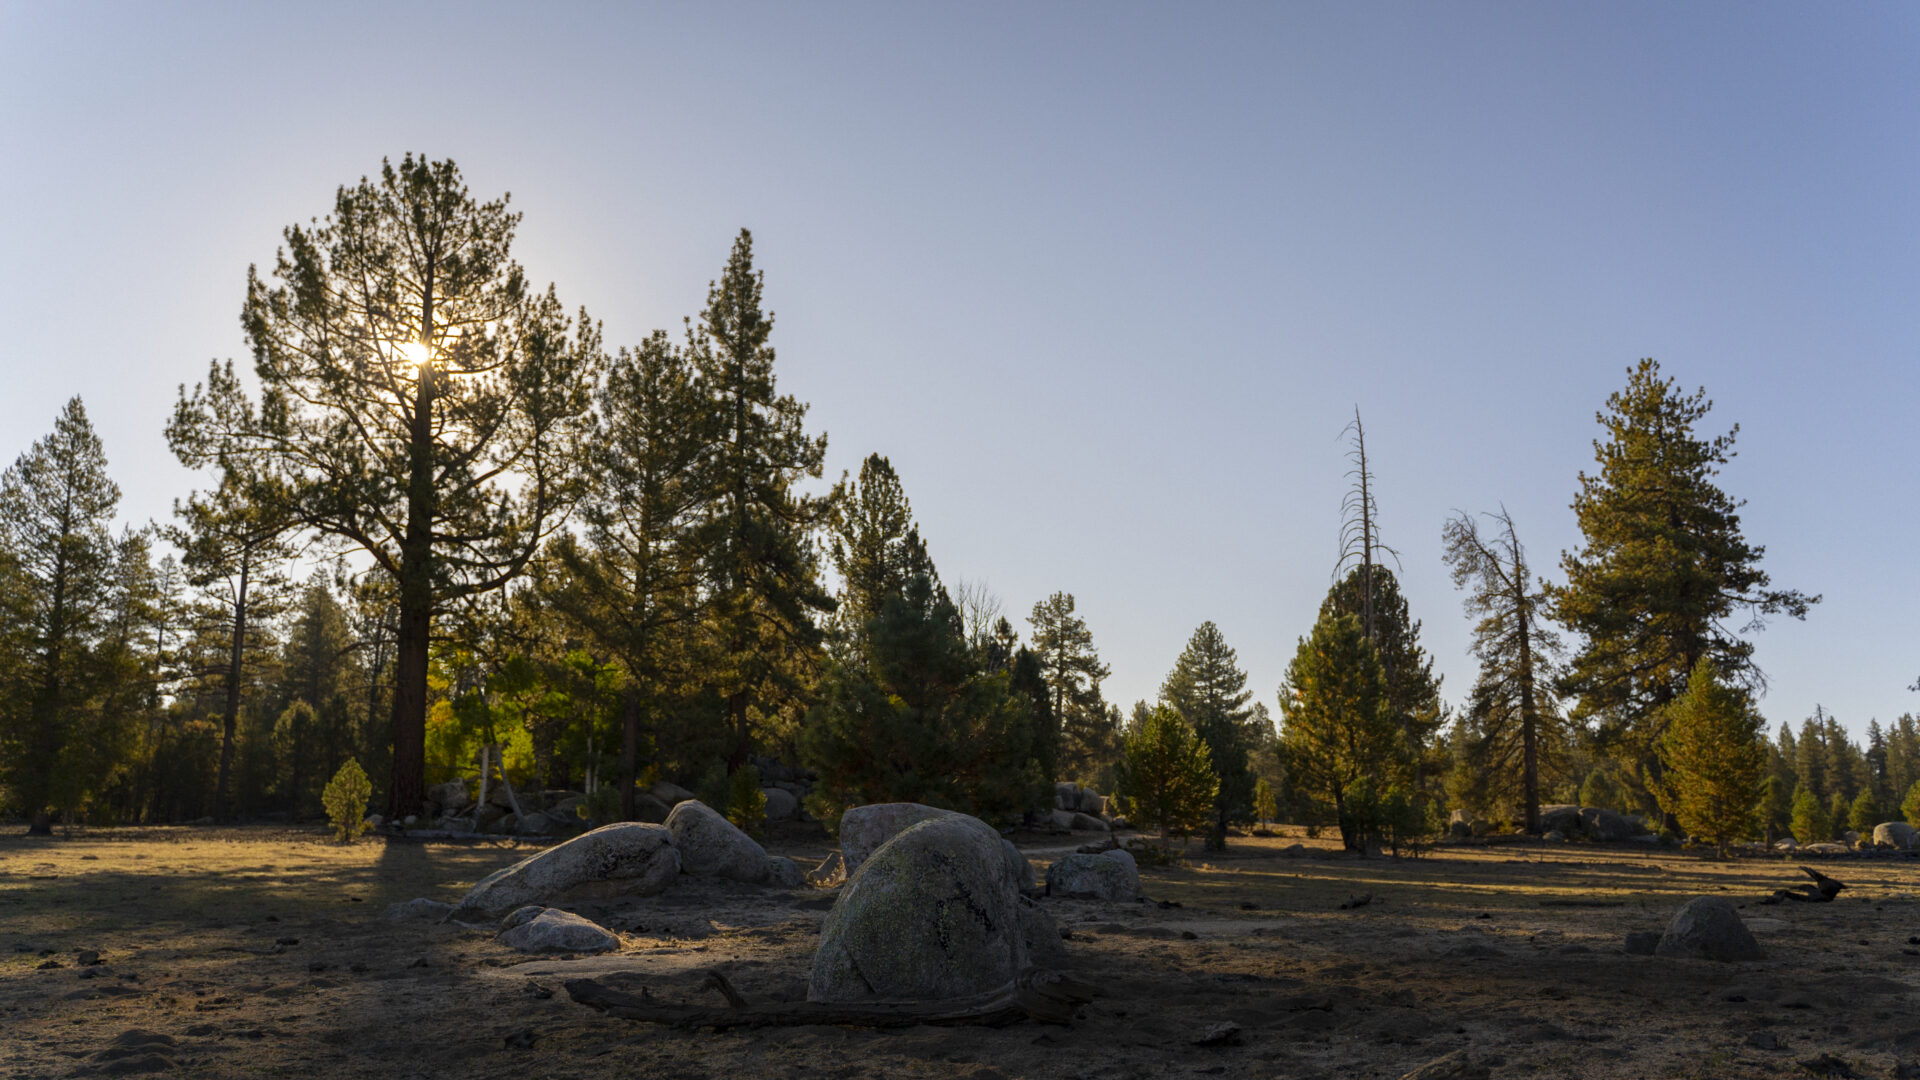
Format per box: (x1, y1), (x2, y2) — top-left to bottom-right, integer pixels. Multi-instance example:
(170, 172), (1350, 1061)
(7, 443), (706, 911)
(3, 824), (1918, 1079)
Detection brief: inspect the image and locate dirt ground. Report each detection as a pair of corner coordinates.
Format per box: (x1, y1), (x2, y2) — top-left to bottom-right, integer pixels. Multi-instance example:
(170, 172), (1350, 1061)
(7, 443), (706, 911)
(3, 825), (1918, 1080)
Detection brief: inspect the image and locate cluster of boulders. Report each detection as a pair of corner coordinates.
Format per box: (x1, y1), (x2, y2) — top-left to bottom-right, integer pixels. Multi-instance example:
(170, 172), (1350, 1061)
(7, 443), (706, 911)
(398, 792), (1144, 1018)
(1447, 804), (1652, 842)
(1768, 820), (1917, 854)
(443, 798), (800, 926)
(396, 757), (822, 837)
(1048, 782), (1121, 832)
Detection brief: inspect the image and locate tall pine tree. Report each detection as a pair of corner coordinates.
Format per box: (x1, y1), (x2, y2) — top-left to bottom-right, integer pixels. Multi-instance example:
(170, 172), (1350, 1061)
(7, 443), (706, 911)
(687, 230), (834, 774)
(0, 398), (125, 833)
(1028, 592), (1117, 785)
(1160, 621), (1254, 851)
(1548, 359), (1816, 819)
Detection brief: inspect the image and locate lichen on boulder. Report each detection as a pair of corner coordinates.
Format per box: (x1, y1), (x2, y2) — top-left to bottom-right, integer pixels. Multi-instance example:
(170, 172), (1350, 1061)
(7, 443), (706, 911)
(809, 815), (1029, 1003)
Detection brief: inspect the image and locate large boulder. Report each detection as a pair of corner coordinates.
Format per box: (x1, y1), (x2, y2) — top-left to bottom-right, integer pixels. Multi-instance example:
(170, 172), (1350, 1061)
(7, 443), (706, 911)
(1076, 789), (1107, 816)
(631, 791), (672, 824)
(1046, 851), (1140, 900)
(650, 780), (697, 806)
(840, 803), (961, 872)
(449, 822), (679, 920)
(497, 907), (619, 953)
(1017, 895), (1070, 967)
(763, 787), (799, 822)
(810, 816), (1028, 1003)
(1054, 781), (1081, 811)
(1655, 897), (1765, 962)
(665, 799), (785, 884)
(1874, 821), (1917, 850)
(1002, 838), (1038, 896)
(1537, 805), (1582, 836)
(1580, 807), (1643, 842)
(428, 779), (471, 813)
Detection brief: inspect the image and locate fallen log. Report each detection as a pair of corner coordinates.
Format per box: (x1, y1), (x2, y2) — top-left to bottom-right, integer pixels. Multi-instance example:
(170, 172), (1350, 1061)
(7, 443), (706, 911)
(566, 967), (1097, 1031)
(1762, 865), (1849, 905)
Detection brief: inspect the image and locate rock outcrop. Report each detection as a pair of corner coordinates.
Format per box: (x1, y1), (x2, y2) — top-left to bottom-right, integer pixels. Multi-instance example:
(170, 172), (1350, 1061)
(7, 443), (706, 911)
(449, 822), (679, 920)
(1655, 896), (1764, 962)
(496, 907), (619, 953)
(810, 815), (1029, 1003)
(1045, 851), (1140, 900)
(665, 799), (793, 885)
(839, 803), (960, 872)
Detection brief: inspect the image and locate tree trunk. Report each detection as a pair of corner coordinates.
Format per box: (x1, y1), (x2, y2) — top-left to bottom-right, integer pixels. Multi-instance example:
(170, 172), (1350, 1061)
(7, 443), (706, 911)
(214, 554), (249, 822)
(387, 263), (436, 821)
(1516, 578), (1540, 837)
(619, 688), (640, 820)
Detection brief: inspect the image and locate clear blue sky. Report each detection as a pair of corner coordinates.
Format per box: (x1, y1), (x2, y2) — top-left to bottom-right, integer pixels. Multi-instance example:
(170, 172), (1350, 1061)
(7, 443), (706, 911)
(3, 3), (1915, 739)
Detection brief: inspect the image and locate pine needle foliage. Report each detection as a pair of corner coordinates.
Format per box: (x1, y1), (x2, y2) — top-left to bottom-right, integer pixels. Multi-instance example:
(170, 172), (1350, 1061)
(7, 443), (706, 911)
(1277, 612), (1403, 850)
(1160, 620), (1255, 850)
(1548, 360), (1817, 815)
(321, 758), (373, 843)
(1658, 659), (1764, 853)
(1115, 703), (1218, 850)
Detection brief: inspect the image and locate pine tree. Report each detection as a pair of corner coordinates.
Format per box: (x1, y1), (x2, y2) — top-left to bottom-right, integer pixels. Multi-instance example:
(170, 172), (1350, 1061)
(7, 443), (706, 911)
(1548, 360), (1817, 822)
(1848, 789), (1882, 836)
(1027, 592), (1116, 784)
(1827, 791), (1850, 841)
(168, 470), (296, 820)
(1795, 713), (1829, 803)
(1161, 621), (1254, 850)
(1790, 784), (1829, 845)
(1115, 703), (1218, 851)
(801, 462), (1041, 823)
(1277, 612), (1402, 850)
(1757, 773), (1793, 842)
(545, 328), (710, 817)
(171, 157), (602, 816)
(1658, 659), (1764, 854)
(0, 398), (125, 833)
(1902, 779), (1920, 829)
(686, 230), (834, 774)
(1442, 508), (1562, 833)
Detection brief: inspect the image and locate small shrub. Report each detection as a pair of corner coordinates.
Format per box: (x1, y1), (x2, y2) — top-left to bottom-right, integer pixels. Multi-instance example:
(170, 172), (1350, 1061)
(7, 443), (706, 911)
(579, 785), (621, 825)
(322, 759), (373, 843)
(726, 764), (767, 837)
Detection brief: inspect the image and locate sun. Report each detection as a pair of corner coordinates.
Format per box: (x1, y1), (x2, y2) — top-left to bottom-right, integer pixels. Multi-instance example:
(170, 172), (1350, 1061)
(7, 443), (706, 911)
(398, 340), (430, 371)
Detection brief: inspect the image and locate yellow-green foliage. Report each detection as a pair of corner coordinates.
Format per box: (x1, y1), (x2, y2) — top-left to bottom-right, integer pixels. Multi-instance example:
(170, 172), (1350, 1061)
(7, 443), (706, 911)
(1659, 660), (1764, 852)
(321, 758), (373, 843)
(1116, 703), (1218, 846)
(1253, 777), (1277, 825)
(1903, 780), (1920, 829)
(727, 764), (767, 837)
(1791, 784), (1829, 844)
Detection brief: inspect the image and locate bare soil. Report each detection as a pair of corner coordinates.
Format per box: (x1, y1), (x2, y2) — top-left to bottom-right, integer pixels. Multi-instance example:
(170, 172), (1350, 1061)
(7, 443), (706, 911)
(4, 825), (1919, 1079)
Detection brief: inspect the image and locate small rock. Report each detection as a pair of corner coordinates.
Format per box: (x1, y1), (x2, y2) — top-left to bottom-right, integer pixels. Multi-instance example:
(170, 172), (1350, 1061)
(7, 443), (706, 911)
(1744, 1031), (1785, 1051)
(76, 949), (102, 965)
(383, 897), (455, 922)
(1655, 896), (1765, 962)
(502, 1029), (539, 1049)
(806, 850), (847, 887)
(497, 908), (619, 954)
(1192, 1021), (1243, 1046)
(1622, 931), (1660, 955)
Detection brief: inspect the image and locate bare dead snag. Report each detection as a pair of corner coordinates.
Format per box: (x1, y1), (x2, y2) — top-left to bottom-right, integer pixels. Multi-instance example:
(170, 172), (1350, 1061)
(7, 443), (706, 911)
(566, 968), (1097, 1031)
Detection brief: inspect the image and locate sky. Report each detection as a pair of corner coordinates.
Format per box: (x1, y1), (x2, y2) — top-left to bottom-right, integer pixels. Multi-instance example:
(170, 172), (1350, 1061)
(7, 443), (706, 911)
(2, 3), (1916, 741)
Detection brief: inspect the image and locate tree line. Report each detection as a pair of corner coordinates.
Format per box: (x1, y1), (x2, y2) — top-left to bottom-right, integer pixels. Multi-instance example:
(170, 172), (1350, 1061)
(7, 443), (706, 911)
(1, 156), (1895, 853)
